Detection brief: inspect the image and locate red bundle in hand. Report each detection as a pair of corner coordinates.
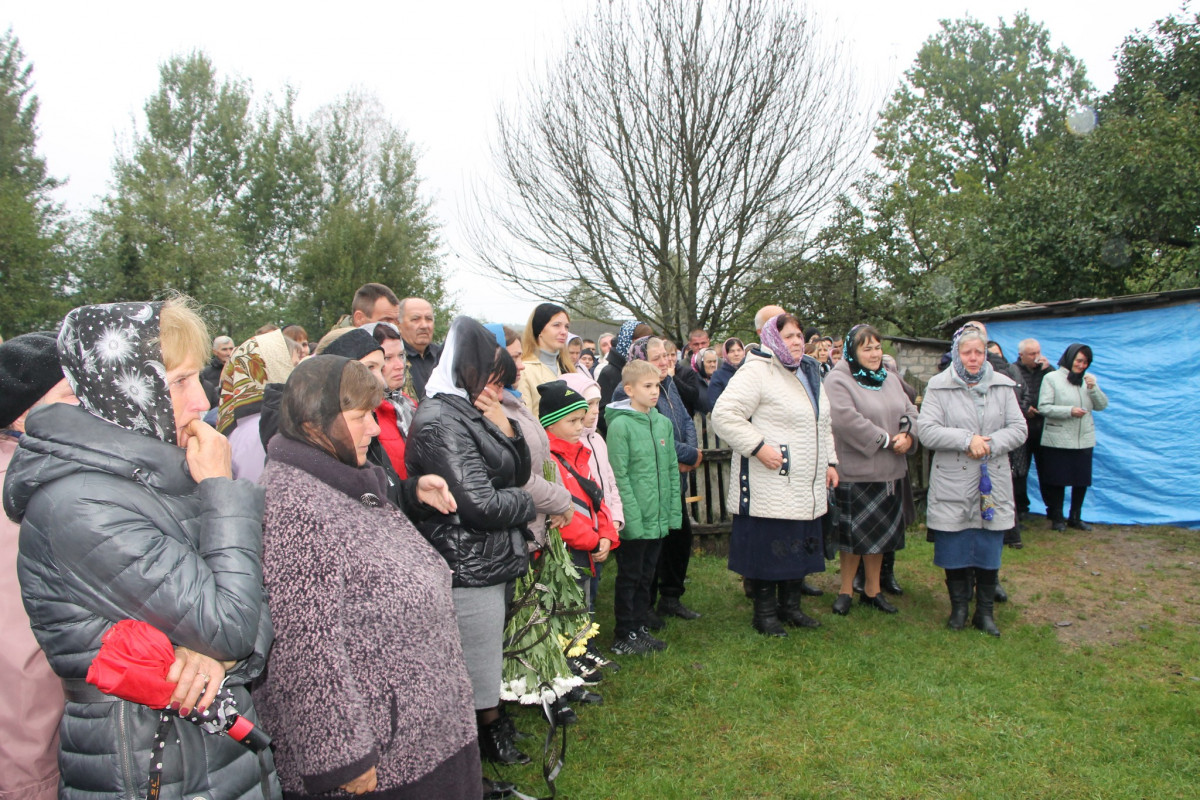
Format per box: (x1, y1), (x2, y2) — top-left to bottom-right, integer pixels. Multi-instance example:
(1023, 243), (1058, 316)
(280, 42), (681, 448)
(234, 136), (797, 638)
(86, 620), (176, 708)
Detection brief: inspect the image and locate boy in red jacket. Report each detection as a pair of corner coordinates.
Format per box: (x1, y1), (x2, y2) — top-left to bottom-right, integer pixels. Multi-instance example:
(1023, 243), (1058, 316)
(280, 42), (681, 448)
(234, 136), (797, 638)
(537, 381), (619, 611)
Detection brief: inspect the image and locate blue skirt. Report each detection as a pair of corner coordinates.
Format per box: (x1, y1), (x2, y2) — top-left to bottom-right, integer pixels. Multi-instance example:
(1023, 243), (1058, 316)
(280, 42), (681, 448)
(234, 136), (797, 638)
(729, 515), (826, 581)
(930, 528), (1004, 570)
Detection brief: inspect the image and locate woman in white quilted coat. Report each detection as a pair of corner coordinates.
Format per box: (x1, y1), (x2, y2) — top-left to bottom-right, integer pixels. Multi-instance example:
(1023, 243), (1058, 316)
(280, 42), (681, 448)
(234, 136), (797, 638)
(711, 313), (838, 637)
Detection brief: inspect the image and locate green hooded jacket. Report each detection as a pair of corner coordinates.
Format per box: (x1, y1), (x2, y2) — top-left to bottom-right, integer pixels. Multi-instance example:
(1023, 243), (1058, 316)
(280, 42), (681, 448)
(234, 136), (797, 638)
(604, 400), (682, 540)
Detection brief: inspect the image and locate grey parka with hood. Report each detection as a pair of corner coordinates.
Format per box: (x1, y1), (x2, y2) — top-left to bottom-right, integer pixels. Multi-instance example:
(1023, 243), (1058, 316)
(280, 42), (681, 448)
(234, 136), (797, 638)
(4, 402), (278, 800)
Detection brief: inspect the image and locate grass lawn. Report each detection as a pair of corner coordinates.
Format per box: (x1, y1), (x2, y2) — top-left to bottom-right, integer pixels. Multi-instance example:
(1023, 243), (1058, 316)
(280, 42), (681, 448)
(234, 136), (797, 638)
(497, 523), (1200, 799)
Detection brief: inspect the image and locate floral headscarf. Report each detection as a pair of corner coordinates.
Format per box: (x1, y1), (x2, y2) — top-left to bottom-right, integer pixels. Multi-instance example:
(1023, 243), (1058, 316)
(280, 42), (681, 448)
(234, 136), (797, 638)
(217, 330), (296, 434)
(628, 335), (652, 363)
(843, 324), (888, 391)
(613, 320), (645, 361)
(759, 314), (801, 369)
(57, 302), (178, 444)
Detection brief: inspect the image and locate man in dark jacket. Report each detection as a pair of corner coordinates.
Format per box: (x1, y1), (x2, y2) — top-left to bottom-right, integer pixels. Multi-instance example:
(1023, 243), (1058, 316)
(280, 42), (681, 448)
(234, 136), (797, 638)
(397, 297), (442, 400)
(1015, 338), (1053, 517)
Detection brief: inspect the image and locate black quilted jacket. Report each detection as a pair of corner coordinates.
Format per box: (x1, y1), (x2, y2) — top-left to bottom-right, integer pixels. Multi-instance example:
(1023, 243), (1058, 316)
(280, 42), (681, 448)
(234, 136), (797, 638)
(3, 403), (279, 800)
(405, 393), (535, 588)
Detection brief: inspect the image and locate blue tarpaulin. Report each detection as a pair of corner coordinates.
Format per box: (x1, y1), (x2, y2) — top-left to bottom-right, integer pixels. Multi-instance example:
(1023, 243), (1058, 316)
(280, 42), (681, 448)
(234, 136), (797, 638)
(987, 301), (1200, 528)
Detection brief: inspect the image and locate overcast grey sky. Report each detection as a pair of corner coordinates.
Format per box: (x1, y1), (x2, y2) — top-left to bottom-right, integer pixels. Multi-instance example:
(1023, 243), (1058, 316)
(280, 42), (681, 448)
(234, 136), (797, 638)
(5, 1), (1185, 324)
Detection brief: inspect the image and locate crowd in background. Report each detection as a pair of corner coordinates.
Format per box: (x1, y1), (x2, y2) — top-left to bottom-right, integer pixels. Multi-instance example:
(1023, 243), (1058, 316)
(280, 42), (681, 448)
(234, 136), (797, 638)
(0, 284), (1107, 800)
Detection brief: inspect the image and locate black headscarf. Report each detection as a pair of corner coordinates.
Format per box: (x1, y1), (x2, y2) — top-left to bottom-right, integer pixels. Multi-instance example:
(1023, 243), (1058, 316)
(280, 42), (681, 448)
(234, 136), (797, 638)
(425, 316), (502, 403)
(1058, 343), (1093, 386)
(322, 327), (383, 361)
(279, 355), (379, 467)
(57, 302), (178, 444)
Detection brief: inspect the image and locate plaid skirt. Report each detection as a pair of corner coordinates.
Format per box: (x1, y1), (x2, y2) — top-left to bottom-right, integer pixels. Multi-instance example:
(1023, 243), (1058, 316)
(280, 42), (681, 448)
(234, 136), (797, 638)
(832, 480), (906, 555)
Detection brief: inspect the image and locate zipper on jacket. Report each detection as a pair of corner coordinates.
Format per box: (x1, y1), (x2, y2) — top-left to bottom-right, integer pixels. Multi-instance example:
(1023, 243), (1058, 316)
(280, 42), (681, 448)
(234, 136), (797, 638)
(117, 702), (139, 800)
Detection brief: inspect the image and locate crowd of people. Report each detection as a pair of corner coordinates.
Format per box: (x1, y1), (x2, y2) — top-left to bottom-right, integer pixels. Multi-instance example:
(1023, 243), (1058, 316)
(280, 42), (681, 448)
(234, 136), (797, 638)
(0, 284), (1108, 799)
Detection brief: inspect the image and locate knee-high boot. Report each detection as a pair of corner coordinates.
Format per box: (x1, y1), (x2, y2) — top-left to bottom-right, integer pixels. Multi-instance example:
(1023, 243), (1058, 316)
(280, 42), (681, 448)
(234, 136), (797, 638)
(972, 568), (1001, 637)
(880, 551), (903, 595)
(749, 579), (787, 637)
(945, 568), (972, 630)
(778, 580), (821, 628)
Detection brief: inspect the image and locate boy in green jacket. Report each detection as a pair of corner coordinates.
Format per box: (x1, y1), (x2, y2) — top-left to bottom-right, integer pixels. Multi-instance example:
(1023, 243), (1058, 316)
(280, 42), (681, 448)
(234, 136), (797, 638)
(604, 360), (682, 655)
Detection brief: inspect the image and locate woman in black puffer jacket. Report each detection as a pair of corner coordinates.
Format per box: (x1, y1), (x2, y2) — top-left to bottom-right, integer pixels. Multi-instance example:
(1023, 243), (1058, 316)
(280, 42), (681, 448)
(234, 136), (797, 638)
(3, 300), (278, 800)
(405, 316), (537, 767)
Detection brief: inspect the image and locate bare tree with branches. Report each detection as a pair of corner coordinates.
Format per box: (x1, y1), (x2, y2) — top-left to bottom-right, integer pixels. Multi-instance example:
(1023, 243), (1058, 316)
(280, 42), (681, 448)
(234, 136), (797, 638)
(469, 0), (871, 341)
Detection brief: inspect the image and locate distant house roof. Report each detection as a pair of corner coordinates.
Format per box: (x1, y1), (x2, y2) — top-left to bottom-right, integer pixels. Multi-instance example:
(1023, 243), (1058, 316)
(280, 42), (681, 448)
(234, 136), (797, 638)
(940, 288), (1200, 333)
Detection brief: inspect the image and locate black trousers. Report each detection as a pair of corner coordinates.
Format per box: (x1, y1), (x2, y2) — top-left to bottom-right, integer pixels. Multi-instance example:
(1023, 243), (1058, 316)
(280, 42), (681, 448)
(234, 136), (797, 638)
(1014, 448), (1035, 514)
(651, 502), (693, 603)
(1042, 484), (1088, 522)
(613, 538), (663, 637)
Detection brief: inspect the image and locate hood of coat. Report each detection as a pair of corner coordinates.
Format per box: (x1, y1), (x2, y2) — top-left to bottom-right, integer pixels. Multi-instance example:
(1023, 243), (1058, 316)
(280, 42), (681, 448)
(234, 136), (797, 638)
(603, 398), (652, 426)
(4, 402), (193, 523)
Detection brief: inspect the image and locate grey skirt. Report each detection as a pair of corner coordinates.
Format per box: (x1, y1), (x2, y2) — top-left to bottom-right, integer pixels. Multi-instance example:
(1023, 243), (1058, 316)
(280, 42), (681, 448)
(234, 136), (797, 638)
(832, 480), (906, 555)
(452, 583), (507, 710)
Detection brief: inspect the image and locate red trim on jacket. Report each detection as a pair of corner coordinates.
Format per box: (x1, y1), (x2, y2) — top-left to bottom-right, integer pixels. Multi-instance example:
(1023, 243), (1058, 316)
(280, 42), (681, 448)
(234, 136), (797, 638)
(375, 400), (408, 480)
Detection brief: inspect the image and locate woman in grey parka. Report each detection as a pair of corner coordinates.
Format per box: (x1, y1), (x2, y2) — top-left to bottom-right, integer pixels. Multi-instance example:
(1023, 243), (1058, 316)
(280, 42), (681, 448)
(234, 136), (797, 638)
(2, 300), (278, 800)
(918, 326), (1027, 637)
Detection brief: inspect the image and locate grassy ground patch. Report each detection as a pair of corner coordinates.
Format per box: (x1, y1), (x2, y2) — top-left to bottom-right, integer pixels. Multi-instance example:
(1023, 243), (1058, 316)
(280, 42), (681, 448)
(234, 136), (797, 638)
(497, 523), (1200, 799)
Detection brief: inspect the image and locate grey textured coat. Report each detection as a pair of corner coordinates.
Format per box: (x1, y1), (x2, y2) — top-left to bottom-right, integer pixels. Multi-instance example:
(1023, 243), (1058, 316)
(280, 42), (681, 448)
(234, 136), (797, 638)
(3, 403), (278, 800)
(255, 436), (478, 795)
(917, 369), (1027, 532)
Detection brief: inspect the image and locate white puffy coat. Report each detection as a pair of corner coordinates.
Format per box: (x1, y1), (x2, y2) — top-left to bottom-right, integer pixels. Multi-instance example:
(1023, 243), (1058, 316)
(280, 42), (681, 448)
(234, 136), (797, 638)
(711, 348), (835, 521)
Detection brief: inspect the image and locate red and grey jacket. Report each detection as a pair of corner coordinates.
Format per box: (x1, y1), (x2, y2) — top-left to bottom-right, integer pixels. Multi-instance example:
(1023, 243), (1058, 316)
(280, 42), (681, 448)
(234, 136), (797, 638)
(546, 432), (619, 570)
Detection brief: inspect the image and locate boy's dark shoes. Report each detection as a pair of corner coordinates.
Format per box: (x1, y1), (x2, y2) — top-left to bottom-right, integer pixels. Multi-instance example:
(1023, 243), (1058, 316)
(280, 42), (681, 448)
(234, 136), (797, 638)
(567, 656), (603, 685)
(611, 630), (653, 655)
(643, 609), (666, 630)
(479, 716), (531, 765)
(551, 698), (578, 727)
(638, 626), (669, 651)
(584, 643), (620, 672)
(482, 777), (517, 799)
(657, 597), (701, 620)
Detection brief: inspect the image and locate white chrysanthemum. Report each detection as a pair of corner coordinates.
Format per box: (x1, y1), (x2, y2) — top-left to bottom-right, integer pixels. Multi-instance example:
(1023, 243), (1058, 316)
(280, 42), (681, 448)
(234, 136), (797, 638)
(96, 325), (136, 364)
(115, 369), (154, 410)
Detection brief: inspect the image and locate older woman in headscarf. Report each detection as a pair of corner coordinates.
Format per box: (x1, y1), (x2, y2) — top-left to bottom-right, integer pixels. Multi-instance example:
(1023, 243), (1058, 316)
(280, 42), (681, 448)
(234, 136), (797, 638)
(711, 314), (836, 636)
(1038, 343), (1108, 531)
(823, 325), (918, 616)
(597, 319), (654, 435)
(514, 303), (572, 417)
(406, 317), (537, 767)
(217, 329), (296, 482)
(363, 322), (417, 480)
(4, 299), (278, 799)
(255, 356), (479, 798)
(917, 326), (1026, 636)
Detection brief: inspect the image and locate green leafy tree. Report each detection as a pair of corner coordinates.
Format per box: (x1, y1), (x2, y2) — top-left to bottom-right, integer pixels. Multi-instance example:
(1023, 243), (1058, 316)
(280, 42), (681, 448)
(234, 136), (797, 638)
(862, 13), (1091, 334)
(0, 29), (69, 337)
(968, 10), (1200, 303)
(291, 92), (446, 334)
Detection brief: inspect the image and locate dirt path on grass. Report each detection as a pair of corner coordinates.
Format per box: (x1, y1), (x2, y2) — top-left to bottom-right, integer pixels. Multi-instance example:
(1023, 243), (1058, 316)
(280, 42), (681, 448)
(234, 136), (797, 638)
(1003, 524), (1200, 647)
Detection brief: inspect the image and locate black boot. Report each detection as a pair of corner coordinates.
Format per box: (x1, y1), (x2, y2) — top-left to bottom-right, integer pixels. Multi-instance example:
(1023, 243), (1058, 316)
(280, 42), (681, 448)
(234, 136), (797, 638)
(749, 579), (787, 637)
(972, 568), (1001, 637)
(852, 561), (865, 594)
(778, 580), (821, 628)
(945, 568), (971, 630)
(799, 578), (824, 597)
(880, 551), (903, 595)
(993, 579), (1009, 603)
(479, 715), (531, 765)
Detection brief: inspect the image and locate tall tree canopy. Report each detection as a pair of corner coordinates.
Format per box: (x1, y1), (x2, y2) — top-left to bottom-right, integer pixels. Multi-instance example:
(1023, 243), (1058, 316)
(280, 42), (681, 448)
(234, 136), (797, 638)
(0, 29), (69, 337)
(858, 12), (1092, 335)
(473, 0), (870, 343)
(84, 54), (445, 341)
